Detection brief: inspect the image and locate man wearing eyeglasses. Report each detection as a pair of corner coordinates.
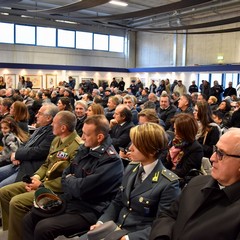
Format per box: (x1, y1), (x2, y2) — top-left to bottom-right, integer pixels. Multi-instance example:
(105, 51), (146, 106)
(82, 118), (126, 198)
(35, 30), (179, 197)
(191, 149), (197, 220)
(150, 128), (240, 240)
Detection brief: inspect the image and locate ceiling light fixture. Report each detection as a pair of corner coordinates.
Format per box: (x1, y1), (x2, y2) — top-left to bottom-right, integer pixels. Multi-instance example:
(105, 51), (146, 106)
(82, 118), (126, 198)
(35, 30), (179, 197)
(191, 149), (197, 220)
(55, 20), (77, 24)
(109, 1), (128, 7)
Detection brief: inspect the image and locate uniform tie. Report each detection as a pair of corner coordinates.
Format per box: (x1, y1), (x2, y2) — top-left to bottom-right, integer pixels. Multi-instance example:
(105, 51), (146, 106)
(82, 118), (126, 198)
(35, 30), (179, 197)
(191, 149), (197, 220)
(134, 165), (145, 188)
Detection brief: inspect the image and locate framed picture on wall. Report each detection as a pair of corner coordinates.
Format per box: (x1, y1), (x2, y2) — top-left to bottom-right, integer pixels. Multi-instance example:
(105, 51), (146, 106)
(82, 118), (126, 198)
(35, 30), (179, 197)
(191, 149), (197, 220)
(98, 79), (108, 88)
(4, 74), (16, 88)
(46, 74), (57, 89)
(81, 77), (93, 82)
(80, 77), (94, 88)
(25, 75), (42, 89)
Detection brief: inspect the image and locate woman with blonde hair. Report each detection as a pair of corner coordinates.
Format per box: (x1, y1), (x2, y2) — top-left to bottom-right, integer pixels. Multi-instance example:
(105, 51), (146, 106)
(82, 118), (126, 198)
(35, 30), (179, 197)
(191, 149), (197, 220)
(138, 109), (160, 124)
(88, 123), (180, 240)
(87, 103), (104, 116)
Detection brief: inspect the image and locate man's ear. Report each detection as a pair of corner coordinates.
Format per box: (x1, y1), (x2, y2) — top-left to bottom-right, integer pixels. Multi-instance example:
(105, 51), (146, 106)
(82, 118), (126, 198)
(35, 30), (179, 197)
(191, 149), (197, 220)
(61, 124), (67, 132)
(97, 133), (104, 143)
(46, 116), (53, 123)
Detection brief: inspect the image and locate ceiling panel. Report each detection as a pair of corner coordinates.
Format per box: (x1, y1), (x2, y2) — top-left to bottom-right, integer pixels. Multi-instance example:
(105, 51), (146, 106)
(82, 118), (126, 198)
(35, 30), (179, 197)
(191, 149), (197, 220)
(0, 0), (239, 33)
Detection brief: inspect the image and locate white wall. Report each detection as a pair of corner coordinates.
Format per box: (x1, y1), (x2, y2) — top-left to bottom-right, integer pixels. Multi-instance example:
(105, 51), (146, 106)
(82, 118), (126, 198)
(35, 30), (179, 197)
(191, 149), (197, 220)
(0, 67), (198, 91)
(0, 44), (127, 68)
(136, 24), (240, 67)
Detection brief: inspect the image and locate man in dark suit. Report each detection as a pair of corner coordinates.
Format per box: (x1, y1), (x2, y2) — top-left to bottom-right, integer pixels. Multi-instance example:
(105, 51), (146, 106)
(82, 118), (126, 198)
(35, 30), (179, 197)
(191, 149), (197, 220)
(210, 80), (224, 104)
(14, 103), (59, 182)
(123, 95), (138, 125)
(110, 104), (135, 153)
(158, 93), (177, 130)
(150, 128), (240, 240)
(0, 103), (59, 187)
(22, 115), (124, 240)
(74, 100), (87, 137)
(223, 81), (237, 98)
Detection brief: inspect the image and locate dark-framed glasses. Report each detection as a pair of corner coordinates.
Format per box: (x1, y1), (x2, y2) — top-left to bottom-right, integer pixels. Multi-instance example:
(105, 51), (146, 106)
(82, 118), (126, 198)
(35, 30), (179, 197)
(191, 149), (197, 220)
(213, 145), (240, 161)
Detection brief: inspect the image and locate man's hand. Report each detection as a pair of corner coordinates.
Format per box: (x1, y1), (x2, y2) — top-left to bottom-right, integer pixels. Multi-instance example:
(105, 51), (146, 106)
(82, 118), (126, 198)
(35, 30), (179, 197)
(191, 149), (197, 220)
(12, 160), (20, 166)
(25, 177), (42, 192)
(10, 152), (16, 162)
(110, 119), (118, 129)
(120, 236), (127, 240)
(90, 223), (102, 231)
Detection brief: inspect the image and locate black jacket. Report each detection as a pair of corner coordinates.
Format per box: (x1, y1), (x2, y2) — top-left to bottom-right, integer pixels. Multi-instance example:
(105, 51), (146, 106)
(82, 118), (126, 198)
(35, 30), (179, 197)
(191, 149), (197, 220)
(158, 105), (177, 130)
(150, 176), (240, 240)
(75, 115), (87, 137)
(15, 124), (55, 181)
(61, 136), (124, 223)
(197, 125), (220, 158)
(110, 121), (135, 153)
(165, 140), (203, 178)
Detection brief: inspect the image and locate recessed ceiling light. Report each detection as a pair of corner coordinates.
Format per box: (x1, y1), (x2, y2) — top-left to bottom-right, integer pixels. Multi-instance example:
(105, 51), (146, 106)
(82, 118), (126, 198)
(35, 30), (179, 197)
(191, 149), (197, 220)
(109, 1), (128, 7)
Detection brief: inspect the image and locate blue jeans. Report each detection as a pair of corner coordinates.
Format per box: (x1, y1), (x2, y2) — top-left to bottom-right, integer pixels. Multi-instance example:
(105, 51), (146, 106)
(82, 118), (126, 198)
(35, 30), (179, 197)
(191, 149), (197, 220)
(0, 164), (19, 187)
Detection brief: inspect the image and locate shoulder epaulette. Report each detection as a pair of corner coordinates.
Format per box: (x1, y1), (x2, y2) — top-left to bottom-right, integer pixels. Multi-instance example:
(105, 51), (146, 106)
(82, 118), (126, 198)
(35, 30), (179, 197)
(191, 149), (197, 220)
(75, 136), (84, 145)
(129, 161), (139, 165)
(106, 147), (117, 155)
(161, 169), (179, 182)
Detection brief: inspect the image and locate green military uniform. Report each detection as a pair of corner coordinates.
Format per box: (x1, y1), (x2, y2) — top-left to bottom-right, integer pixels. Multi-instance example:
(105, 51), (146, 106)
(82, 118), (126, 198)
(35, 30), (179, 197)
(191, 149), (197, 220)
(0, 130), (82, 240)
(35, 131), (82, 193)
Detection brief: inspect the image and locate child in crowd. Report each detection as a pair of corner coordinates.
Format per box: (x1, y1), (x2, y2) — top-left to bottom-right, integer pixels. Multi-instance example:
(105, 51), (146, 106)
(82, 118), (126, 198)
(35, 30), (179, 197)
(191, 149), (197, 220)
(0, 117), (29, 187)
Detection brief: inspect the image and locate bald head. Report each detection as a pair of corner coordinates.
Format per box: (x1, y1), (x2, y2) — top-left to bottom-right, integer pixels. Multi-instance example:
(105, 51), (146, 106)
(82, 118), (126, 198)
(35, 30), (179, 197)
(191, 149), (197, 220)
(220, 128), (240, 155)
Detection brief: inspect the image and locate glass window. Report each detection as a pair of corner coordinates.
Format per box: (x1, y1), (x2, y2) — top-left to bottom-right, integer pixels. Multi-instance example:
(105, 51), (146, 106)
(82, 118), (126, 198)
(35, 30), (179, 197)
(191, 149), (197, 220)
(0, 22), (14, 43)
(37, 27), (56, 47)
(15, 25), (35, 44)
(199, 73), (210, 85)
(225, 73), (238, 88)
(109, 35), (124, 52)
(93, 33), (108, 51)
(211, 73), (222, 86)
(57, 29), (75, 48)
(76, 31), (93, 50)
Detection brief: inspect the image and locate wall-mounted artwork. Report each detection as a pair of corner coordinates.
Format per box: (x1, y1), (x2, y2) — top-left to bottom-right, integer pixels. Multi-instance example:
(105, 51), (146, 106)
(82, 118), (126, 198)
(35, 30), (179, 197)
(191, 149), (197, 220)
(46, 74), (57, 89)
(98, 79), (108, 88)
(25, 75), (42, 89)
(4, 74), (16, 88)
(81, 77), (93, 83)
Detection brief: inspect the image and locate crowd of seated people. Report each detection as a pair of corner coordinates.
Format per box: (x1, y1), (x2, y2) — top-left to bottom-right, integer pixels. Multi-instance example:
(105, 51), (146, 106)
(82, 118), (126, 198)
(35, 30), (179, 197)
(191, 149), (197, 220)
(0, 77), (239, 239)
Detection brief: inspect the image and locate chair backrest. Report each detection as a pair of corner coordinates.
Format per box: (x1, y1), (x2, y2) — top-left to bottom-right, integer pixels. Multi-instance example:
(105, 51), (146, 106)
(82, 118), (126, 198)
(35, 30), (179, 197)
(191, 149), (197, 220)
(201, 157), (212, 175)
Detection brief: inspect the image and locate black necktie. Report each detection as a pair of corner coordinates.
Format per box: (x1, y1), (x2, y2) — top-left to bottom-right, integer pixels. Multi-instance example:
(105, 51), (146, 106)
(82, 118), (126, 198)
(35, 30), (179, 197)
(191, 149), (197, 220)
(134, 166), (144, 188)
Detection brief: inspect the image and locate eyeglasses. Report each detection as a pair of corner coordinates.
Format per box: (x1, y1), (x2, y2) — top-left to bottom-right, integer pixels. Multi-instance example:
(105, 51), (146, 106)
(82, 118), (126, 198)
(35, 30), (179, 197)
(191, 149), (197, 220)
(37, 111), (46, 116)
(213, 145), (240, 161)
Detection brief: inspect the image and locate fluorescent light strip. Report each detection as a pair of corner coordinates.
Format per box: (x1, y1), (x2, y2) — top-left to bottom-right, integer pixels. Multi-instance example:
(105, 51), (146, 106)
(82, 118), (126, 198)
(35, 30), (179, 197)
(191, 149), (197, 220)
(55, 20), (77, 24)
(109, 1), (128, 7)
